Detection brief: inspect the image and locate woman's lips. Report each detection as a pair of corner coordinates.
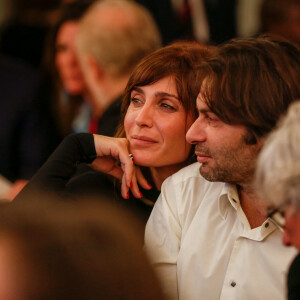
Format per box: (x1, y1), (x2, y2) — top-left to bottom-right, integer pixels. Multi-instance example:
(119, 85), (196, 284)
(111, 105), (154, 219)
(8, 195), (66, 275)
(131, 135), (158, 145)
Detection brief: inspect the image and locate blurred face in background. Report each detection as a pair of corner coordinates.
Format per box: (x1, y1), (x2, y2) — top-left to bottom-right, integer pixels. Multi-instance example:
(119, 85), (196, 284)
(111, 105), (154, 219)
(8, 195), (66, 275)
(282, 205), (300, 250)
(55, 21), (86, 95)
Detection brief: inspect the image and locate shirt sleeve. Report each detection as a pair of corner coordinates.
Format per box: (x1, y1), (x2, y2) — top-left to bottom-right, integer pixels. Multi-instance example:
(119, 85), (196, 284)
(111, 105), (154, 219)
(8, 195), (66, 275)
(14, 133), (97, 200)
(144, 176), (181, 300)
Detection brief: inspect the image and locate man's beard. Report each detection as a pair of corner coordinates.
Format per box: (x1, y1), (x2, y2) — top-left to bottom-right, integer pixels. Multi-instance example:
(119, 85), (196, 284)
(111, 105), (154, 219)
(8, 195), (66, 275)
(196, 143), (258, 184)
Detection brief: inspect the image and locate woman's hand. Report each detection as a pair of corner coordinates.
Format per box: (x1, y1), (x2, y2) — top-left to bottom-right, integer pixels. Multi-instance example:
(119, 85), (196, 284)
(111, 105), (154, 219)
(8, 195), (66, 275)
(90, 135), (151, 199)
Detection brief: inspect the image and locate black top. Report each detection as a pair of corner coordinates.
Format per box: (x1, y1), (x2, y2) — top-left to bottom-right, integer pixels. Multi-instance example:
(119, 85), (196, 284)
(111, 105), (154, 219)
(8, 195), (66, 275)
(15, 133), (160, 225)
(0, 55), (56, 181)
(288, 252), (300, 300)
(97, 97), (122, 137)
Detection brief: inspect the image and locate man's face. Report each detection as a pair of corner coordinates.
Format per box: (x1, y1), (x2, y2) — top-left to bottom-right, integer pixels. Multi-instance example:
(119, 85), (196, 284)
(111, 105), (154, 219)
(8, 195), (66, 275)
(282, 206), (300, 250)
(186, 94), (262, 184)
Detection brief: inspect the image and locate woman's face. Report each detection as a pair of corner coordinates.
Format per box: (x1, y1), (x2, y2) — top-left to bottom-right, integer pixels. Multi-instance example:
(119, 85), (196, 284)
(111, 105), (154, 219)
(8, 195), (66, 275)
(124, 76), (194, 168)
(55, 21), (85, 95)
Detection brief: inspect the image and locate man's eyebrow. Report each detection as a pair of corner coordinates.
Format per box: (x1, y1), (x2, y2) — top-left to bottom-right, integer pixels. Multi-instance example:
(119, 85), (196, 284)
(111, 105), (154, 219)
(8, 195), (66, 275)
(196, 106), (211, 114)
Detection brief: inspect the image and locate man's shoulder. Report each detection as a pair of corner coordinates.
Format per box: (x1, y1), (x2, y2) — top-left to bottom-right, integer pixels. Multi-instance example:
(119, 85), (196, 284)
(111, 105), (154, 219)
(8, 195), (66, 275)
(169, 162), (202, 182)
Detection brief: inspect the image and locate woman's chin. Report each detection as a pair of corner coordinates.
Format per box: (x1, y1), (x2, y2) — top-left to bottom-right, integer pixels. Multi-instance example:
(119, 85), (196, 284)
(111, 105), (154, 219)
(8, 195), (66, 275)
(131, 153), (155, 167)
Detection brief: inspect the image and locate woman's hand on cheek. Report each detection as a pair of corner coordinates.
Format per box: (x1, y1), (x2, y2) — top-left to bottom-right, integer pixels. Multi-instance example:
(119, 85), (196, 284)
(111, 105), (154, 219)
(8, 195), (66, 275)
(92, 134), (149, 199)
(90, 156), (123, 181)
(122, 166), (152, 199)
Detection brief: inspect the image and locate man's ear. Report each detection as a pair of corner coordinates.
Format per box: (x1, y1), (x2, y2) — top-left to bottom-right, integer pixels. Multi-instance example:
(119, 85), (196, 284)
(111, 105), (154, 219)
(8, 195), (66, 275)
(85, 54), (104, 83)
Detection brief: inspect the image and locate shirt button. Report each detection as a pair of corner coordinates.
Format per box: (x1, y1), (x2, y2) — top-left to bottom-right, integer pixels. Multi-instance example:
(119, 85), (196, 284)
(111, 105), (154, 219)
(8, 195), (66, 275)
(265, 222), (269, 228)
(231, 281), (236, 287)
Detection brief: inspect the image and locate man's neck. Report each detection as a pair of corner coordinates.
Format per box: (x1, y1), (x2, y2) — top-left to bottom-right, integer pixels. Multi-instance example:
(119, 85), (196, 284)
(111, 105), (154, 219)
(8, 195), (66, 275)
(237, 183), (267, 229)
(94, 74), (129, 118)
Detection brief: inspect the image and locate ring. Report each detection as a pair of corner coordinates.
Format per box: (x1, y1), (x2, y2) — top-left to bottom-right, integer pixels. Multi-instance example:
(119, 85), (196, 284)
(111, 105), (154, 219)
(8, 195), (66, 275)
(129, 153), (134, 160)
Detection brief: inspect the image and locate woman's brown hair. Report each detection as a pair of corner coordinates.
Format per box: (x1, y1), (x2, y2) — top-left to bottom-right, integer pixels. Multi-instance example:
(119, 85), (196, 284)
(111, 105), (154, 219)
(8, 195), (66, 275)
(115, 41), (212, 137)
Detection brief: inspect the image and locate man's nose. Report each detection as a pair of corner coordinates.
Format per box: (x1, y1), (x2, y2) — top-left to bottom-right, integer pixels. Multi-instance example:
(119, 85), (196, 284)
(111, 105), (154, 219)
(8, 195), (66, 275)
(186, 117), (206, 144)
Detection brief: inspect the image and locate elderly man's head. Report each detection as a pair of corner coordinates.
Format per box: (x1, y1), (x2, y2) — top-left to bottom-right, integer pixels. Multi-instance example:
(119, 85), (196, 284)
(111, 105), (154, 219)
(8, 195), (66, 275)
(256, 101), (300, 249)
(75, 0), (161, 115)
(76, 0), (161, 77)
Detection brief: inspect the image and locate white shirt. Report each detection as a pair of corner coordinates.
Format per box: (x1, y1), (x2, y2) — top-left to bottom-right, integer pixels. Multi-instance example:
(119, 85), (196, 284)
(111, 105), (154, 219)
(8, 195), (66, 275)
(145, 162), (297, 300)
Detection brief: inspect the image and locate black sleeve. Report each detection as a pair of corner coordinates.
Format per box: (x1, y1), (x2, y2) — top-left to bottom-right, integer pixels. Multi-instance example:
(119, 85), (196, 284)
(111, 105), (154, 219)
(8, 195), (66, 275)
(14, 133), (97, 201)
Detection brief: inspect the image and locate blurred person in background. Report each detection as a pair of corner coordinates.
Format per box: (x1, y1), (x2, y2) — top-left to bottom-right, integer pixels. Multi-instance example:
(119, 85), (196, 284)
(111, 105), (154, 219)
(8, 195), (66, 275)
(256, 100), (300, 300)
(75, 0), (162, 137)
(0, 55), (53, 200)
(42, 1), (94, 141)
(0, 2), (94, 200)
(260, 0), (300, 46)
(0, 197), (164, 299)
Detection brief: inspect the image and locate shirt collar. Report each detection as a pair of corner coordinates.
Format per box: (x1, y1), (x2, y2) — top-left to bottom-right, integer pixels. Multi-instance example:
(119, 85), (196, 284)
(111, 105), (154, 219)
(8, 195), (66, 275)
(218, 183), (279, 240)
(218, 183), (240, 219)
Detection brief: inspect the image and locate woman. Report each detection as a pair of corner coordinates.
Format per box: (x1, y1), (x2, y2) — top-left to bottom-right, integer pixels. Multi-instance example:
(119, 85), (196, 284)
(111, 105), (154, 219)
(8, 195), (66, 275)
(16, 42), (212, 224)
(42, 1), (93, 140)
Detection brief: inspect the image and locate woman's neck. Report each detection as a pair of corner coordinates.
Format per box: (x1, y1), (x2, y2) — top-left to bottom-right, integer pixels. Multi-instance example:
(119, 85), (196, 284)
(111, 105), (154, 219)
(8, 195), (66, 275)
(149, 162), (188, 190)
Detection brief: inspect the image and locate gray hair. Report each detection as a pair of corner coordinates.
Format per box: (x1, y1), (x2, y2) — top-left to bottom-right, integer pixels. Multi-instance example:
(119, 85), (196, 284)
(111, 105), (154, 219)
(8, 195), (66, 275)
(76, 0), (161, 77)
(255, 100), (300, 208)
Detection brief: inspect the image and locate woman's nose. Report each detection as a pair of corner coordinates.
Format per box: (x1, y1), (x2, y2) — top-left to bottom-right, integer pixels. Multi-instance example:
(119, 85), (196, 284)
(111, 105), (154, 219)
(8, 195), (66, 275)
(135, 105), (153, 128)
(186, 117), (206, 144)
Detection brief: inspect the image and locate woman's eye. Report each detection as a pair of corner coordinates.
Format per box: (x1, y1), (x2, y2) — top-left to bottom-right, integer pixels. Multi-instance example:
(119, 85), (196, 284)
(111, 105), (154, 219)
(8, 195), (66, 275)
(160, 103), (176, 111)
(130, 97), (142, 106)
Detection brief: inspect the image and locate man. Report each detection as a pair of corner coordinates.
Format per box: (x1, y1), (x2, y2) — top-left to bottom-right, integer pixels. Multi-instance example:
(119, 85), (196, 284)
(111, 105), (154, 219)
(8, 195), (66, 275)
(256, 100), (300, 299)
(75, 0), (161, 136)
(145, 36), (300, 299)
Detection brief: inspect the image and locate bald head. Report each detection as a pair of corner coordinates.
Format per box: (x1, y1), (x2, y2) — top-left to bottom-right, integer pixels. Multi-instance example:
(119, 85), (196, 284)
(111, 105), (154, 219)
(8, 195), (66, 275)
(76, 0), (161, 77)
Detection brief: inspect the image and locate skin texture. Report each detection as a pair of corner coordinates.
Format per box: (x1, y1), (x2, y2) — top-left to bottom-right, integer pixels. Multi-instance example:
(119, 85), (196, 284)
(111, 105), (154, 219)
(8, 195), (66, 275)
(125, 76), (193, 169)
(282, 206), (300, 250)
(186, 94), (262, 185)
(55, 21), (86, 95)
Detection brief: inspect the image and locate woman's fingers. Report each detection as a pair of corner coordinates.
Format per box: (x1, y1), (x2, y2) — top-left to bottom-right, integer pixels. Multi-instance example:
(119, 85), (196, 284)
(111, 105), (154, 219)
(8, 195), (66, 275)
(118, 151), (134, 188)
(93, 134), (134, 186)
(121, 173), (129, 199)
(90, 157), (123, 181)
(129, 168), (142, 198)
(92, 134), (151, 199)
(136, 168), (152, 190)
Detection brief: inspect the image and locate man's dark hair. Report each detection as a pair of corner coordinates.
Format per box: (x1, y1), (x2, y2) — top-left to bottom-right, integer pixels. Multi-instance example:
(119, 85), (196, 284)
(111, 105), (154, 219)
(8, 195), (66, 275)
(196, 35), (300, 144)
